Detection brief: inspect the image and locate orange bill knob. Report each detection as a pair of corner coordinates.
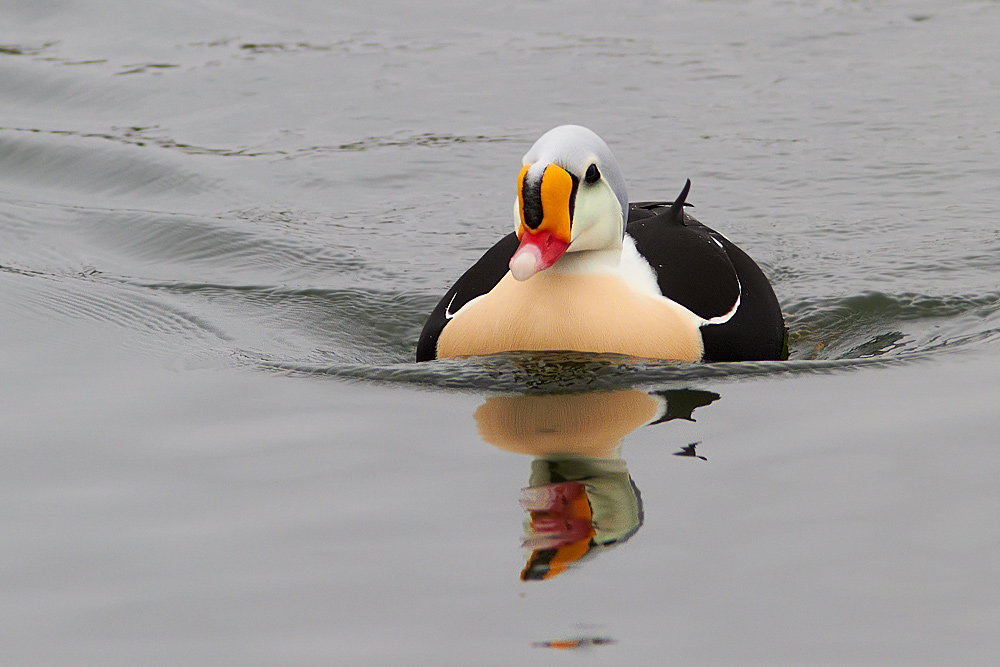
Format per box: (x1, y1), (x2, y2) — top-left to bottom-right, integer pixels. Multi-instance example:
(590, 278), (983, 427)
(511, 162), (577, 280)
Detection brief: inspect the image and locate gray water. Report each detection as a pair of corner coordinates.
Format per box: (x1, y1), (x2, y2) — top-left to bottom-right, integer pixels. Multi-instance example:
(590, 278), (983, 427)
(3, 1), (1000, 664)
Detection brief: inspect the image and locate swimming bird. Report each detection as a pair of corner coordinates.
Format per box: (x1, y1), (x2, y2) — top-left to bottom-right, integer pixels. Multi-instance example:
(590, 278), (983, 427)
(416, 125), (785, 362)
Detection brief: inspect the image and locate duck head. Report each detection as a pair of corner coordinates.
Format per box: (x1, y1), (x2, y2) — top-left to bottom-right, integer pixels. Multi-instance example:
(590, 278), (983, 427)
(510, 125), (629, 281)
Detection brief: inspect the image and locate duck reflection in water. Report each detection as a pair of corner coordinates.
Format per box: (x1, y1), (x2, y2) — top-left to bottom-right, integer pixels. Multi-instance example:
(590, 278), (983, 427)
(474, 388), (719, 581)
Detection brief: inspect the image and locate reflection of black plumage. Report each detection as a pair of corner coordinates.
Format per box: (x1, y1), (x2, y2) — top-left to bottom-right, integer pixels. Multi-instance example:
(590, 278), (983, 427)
(649, 388), (721, 424)
(673, 442), (708, 462)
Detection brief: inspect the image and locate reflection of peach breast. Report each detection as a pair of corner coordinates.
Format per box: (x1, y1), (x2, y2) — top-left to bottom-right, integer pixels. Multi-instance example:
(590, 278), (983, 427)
(474, 390), (659, 459)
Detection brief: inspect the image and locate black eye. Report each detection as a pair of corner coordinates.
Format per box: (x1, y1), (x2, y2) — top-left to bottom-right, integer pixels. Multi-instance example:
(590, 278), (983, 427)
(584, 163), (600, 184)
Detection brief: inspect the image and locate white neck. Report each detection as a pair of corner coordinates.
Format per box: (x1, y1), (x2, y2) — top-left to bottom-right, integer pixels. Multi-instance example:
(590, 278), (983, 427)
(550, 247), (623, 276)
(551, 236), (664, 300)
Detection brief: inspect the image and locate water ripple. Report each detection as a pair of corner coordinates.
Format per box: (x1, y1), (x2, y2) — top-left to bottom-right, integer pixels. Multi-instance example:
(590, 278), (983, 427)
(0, 129), (209, 200)
(786, 291), (1000, 360)
(231, 287), (1000, 392)
(253, 352), (900, 395)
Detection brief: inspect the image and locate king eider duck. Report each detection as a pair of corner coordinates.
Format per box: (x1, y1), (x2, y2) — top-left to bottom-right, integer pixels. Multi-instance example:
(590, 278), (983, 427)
(416, 125), (785, 363)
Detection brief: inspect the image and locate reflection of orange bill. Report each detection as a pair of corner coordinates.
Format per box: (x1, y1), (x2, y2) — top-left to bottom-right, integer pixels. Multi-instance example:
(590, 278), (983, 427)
(520, 480), (595, 581)
(533, 636), (616, 650)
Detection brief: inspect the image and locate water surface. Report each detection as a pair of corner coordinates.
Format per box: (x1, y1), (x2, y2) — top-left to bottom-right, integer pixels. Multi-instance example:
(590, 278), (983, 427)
(2, 1), (1000, 664)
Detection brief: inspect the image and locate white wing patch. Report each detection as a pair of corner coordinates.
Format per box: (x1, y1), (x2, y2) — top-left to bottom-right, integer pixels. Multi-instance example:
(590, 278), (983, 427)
(444, 292), (459, 320)
(701, 291), (741, 325)
(703, 233), (741, 324)
(445, 292), (485, 321)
